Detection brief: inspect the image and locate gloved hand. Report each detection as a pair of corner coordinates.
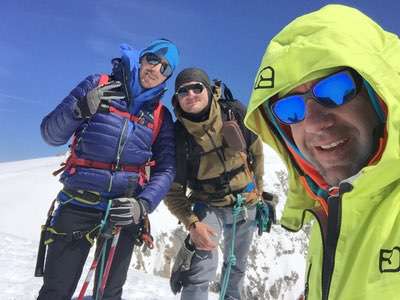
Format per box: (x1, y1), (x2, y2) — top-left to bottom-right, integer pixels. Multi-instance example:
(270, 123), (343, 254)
(256, 191), (278, 235)
(170, 235), (196, 295)
(109, 197), (147, 226)
(262, 191), (278, 225)
(76, 80), (125, 118)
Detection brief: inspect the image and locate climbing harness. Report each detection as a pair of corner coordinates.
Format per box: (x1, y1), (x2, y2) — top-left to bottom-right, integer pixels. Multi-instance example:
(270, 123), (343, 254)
(34, 199), (56, 277)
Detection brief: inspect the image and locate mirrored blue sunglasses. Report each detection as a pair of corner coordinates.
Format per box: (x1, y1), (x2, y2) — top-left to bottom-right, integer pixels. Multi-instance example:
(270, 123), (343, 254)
(144, 53), (173, 77)
(269, 70), (362, 125)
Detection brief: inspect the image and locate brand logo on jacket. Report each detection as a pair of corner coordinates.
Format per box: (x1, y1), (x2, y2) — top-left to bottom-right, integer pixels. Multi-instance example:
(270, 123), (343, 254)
(254, 66), (275, 89)
(379, 247), (400, 273)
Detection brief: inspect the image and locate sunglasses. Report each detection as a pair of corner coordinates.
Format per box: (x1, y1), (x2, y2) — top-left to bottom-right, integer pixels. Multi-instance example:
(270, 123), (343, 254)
(269, 70), (362, 125)
(175, 82), (205, 98)
(144, 53), (173, 77)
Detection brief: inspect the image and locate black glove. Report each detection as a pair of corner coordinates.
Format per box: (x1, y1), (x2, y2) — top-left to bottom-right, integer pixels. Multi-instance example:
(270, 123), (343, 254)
(109, 197), (147, 226)
(262, 191), (277, 225)
(256, 192), (278, 235)
(75, 80), (125, 118)
(170, 235), (196, 294)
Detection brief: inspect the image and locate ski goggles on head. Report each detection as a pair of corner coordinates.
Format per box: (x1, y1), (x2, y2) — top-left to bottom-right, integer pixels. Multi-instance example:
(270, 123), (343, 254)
(144, 53), (173, 77)
(175, 82), (205, 98)
(269, 69), (362, 125)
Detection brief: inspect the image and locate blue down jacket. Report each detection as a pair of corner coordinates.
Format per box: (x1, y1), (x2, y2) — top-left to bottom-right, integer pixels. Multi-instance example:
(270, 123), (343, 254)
(41, 74), (176, 212)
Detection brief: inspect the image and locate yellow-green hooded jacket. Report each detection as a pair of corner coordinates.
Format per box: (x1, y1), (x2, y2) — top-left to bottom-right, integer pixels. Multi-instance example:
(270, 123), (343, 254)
(245, 4), (400, 300)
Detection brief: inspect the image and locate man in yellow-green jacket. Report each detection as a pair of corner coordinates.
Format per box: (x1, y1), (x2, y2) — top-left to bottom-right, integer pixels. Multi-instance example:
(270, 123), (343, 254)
(244, 4), (400, 300)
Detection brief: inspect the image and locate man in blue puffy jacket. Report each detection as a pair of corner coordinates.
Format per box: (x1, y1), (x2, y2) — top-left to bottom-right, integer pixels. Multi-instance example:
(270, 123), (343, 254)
(37, 39), (179, 300)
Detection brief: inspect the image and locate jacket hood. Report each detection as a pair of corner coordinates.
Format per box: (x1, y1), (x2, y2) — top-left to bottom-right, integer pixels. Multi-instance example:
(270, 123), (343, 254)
(119, 44), (166, 114)
(244, 4), (400, 230)
(140, 38), (180, 75)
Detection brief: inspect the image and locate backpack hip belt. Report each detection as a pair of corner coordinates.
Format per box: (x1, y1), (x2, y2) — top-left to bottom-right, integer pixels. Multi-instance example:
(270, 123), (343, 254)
(62, 138), (155, 187)
(65, 154), (154, 174)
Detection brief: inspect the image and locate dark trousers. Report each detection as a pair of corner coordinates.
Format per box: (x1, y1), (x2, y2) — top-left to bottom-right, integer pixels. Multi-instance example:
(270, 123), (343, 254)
(37, 204), (139, 300)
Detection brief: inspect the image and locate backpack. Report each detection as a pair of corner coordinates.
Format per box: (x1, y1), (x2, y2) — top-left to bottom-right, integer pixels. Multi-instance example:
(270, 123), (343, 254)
(174, 80), (255, 192)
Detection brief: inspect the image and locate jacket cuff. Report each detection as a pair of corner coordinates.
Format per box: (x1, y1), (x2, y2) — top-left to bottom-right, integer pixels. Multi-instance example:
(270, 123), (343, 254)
(182, 214), (200, 230)
(138, 197), (151, 213)
(256, 181), (264, 193)
(72, 102), (84, 120)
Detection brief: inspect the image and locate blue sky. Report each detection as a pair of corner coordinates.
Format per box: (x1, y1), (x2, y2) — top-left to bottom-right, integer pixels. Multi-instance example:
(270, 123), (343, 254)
(1, 0), (399, 162)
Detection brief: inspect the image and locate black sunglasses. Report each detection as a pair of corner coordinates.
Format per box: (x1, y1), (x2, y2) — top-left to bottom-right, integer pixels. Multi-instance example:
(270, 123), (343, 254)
(144, 53), (173, 77)
(175, 82), (205, 98)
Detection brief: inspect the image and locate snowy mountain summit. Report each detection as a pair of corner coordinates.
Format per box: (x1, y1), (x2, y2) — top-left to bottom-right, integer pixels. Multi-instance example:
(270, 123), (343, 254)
(0, 147), (308, 299)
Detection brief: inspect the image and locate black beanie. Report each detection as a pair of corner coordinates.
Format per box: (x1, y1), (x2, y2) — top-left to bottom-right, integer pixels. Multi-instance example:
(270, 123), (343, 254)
(174, 68), (211, 92)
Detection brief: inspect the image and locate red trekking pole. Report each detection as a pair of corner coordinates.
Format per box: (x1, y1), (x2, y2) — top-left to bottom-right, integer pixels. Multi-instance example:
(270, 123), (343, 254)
(77, 201), (114, 300)
(96, 226), (121, 300)
(77, 236), (108, 300)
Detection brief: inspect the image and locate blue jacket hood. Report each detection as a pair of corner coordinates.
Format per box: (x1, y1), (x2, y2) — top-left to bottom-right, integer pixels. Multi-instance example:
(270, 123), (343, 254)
(119, 43), (166, 115)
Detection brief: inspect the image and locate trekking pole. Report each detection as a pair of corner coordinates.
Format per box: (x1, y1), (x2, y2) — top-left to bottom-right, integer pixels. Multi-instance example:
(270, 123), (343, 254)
(96, 226), (122, 300)
(77, 232), (110, 300)
(219, 194), (245, 300)
(95, 183), (134, 299)
(34, 199), (56, 277)
(77, 200), (113, 300)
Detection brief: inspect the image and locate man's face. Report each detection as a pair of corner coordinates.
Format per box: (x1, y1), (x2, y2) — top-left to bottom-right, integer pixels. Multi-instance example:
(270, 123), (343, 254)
(139, 55), (167, 89)
(176, 81), (209, 114)
(289, 78), (379, 186)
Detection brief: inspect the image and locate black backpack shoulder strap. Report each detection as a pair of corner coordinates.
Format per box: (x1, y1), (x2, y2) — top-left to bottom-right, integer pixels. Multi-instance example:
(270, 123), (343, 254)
(174, 121), (189, 187)
(175, 119), (205, 188)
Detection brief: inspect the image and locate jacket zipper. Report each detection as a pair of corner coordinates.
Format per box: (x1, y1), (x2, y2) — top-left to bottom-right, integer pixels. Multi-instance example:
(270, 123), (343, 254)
(322, 193), (342, 300)
(108, 118), (129, 192)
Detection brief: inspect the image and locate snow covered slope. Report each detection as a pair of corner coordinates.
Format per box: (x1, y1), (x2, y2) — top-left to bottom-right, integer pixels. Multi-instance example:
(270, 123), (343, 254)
(0, 146), (308, 299)
(0, 231), (217, 300)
